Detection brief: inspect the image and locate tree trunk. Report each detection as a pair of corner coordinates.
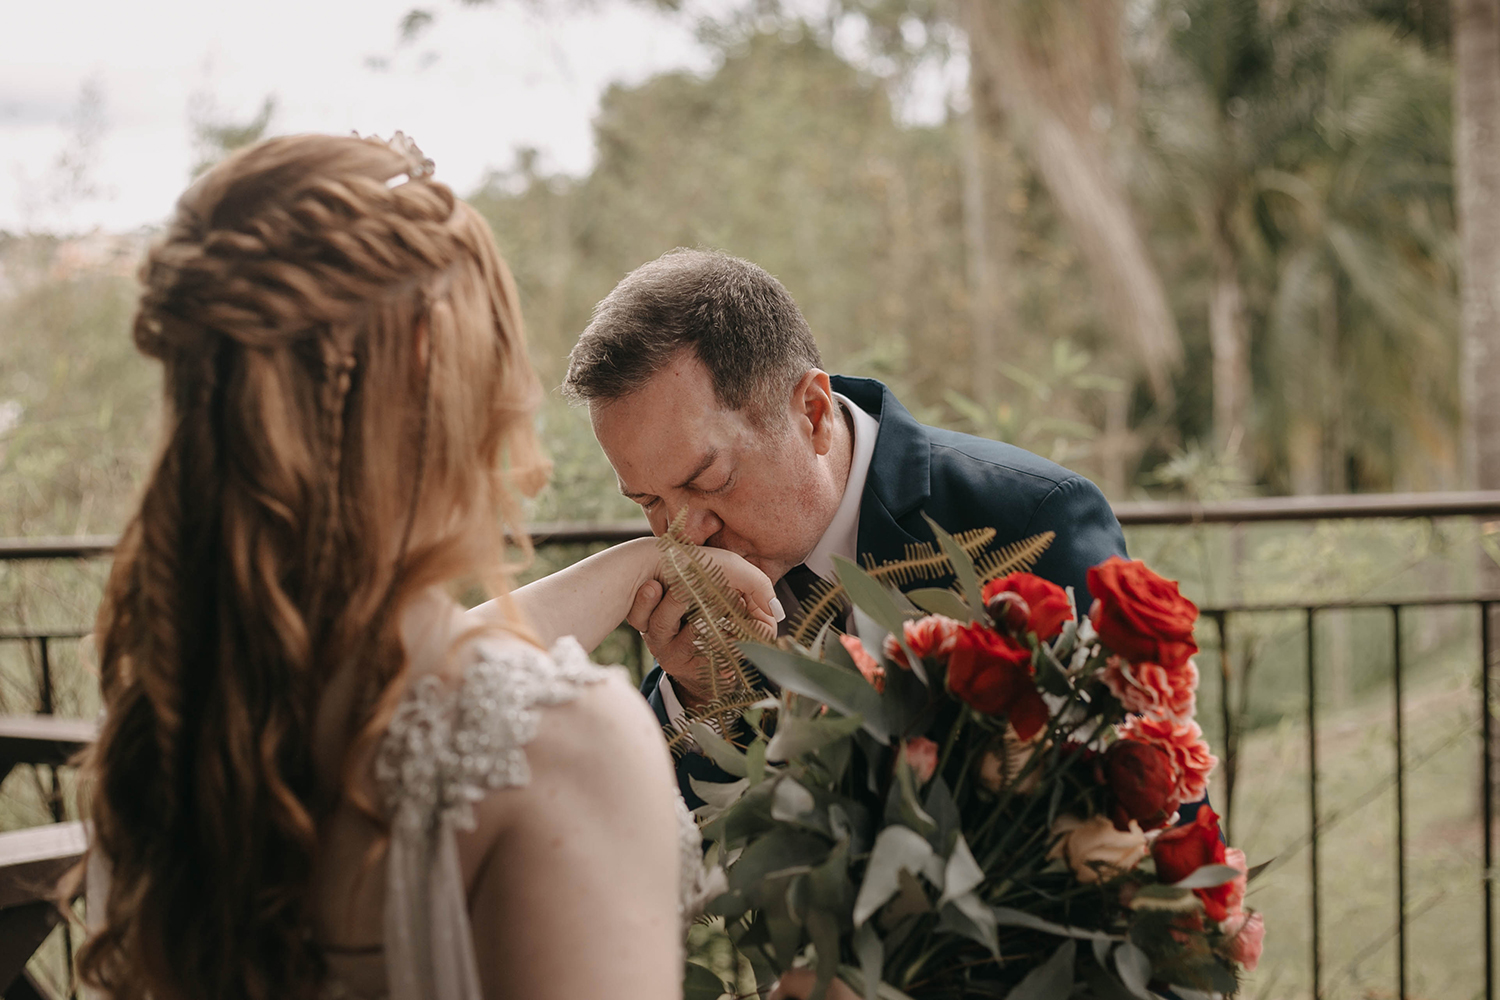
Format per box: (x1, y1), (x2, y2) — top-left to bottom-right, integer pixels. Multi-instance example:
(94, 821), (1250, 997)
(961, 0), (1183, 408)
(961, 103), (1000, 407)
(1456, 0), (1500, 497)
(1208, 209), (1251, 463)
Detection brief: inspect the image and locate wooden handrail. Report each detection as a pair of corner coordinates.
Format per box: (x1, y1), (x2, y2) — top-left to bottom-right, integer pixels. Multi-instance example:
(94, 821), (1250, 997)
(7, 491), (1500, 561)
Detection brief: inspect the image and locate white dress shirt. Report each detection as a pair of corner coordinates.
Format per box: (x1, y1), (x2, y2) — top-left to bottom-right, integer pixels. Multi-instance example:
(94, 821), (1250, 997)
(658, 393), (881, 723)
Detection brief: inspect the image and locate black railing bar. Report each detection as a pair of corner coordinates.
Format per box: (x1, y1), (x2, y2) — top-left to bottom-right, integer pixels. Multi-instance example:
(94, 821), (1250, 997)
(1392, 606), (1407, 1000)
(1257, 715), (1482, 876)
(1484, 602), (1495, 1000)
(1323, 888), (1449, 998)
(1307, 607), (1322, 1000)
(1213, 611), (1236, 845)
(1201, 593), (1500, 614)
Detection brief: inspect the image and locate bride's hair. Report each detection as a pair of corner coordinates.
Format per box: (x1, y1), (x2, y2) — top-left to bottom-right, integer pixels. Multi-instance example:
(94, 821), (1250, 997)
(75, 133), (546, 1000)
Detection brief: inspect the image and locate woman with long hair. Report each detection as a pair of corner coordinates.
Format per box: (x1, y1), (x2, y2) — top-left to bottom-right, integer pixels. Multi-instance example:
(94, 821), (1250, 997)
(75, 133), (776, 1000)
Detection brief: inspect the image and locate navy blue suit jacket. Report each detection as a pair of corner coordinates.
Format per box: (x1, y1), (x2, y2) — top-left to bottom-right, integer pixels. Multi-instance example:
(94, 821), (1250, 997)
(643, 375), (1129, 806)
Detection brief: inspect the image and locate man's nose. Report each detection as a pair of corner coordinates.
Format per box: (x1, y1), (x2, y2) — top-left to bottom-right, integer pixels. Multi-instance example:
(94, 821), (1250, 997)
(657, 500), (724, 546)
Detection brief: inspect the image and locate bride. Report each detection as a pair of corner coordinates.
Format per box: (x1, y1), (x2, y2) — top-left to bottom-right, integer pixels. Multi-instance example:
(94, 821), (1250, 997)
(75, 133), (782, 1000)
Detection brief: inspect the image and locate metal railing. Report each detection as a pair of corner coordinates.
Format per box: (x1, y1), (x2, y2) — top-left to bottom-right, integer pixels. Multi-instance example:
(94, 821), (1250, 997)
(7, 490), (1500, 998)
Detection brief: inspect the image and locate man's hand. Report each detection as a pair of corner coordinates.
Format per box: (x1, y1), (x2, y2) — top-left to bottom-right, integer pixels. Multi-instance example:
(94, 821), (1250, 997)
(626, 548), (781, 710)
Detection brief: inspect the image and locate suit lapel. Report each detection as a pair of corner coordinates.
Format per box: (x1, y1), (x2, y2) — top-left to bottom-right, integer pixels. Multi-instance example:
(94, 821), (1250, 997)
(832, 375), (931, 568)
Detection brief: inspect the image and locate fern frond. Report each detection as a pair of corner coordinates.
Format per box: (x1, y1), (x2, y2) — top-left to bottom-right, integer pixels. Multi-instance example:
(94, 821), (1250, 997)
(788, 527), (1000, 645)
(974, 530), (1055, 584)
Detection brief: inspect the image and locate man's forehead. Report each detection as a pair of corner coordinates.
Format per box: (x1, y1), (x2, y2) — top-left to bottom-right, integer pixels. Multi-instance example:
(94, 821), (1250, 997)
(616, 445), (721, 496)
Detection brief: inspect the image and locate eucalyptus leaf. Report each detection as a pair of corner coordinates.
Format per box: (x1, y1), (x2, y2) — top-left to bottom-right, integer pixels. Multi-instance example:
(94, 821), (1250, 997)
(852, 825), (939, 926)
(729, 828), (831, 896)
(889, 752), (937, 835)
(1113, 942), (1154, 1000)
(689, 776), (749, 813)
(683, 960), (728, 1000)
(807, 907), (842, 1000)
(853, 924), (883, 1000)
(857, 603), (928, 686)
(937, 834), (984, 908)
(688, 722), (749, 777)
(992, 906), (1121, 941)
(922, 514), (985, 616)
(766, 711), (864, 763)
(939, 891), (1000, 958)
(741, 642), (890, 743)
(833, 555), (919, 640)
(823, 628), (861, 671)
(771, 777), (818, 822)
(1169, 863), (1242, 889)
(1006, 939), (1076, 1000)
(905, 587), (975, 622)
(746, 739), (768, 786)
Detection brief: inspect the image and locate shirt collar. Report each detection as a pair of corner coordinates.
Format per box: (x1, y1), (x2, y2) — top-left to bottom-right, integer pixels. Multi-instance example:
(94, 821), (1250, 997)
(803, 392), (880, 582)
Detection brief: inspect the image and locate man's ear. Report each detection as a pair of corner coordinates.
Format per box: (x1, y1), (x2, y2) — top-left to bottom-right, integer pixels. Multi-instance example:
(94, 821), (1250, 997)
(790, 369), (837, 455)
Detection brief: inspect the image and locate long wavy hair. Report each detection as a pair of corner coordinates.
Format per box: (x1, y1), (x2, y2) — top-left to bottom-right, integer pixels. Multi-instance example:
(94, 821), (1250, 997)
(74, 133), (547, 1000)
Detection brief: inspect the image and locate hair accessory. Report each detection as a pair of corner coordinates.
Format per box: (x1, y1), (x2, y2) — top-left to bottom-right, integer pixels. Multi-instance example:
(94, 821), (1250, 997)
(386, 130), (435, 181)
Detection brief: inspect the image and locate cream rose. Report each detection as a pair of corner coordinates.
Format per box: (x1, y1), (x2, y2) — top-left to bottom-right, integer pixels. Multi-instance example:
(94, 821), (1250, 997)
(1046, 814), (1148, 884)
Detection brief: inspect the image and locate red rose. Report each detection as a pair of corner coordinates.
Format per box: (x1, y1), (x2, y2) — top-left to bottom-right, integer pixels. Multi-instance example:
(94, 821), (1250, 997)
(945, 623), (1049, 740)
(1087, 557), (1200, 670)
(1099, 739), (1176, 831)
(983, 572), (1074, 640)
(1152, 807), (1232, 921)
(1117, 715), (1218, 810)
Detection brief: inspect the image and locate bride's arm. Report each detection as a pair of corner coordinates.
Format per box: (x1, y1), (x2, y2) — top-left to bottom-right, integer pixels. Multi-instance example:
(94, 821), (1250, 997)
(460, 673), (685, 1000)
(473, 537), (777, 651)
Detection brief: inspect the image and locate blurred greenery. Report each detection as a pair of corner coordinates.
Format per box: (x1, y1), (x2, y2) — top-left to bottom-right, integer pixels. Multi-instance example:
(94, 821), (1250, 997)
(0, 2), (1489, 994)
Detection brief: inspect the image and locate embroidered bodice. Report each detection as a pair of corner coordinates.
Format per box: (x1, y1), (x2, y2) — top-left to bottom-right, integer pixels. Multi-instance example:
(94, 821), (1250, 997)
(323, 635), (714, 1000)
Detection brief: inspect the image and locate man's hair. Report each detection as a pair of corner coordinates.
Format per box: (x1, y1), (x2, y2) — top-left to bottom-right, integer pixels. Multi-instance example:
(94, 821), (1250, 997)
(563, 248), (822, 417)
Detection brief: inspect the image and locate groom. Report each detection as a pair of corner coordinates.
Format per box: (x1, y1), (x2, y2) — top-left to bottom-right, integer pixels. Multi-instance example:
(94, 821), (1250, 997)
(562, 248), (1128, 806)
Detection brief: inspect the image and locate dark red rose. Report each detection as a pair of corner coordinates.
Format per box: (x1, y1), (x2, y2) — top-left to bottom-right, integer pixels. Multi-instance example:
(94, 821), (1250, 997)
(1087, 557), (1200, 670)
(1099, 739), (1176, 832)
(983, 572), (1074, 640)
(1152, 806), (1232, 920)
(945, 624), (1049, 739)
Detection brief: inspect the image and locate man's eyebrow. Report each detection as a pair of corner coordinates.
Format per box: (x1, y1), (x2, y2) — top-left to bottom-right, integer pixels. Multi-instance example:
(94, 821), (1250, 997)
(672, 449), (720, 491)
(617, 450), (721, 499)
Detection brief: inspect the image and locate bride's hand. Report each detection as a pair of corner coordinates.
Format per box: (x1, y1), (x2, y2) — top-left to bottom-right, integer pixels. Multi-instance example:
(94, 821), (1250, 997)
(656, 545), (780, 641)
(768, 969), (862, 1000)
(627, 545), (781, 705)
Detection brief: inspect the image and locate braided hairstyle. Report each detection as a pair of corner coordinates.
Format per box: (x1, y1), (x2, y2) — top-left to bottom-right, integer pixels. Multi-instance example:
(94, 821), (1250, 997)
(76, 134), (546, 1000)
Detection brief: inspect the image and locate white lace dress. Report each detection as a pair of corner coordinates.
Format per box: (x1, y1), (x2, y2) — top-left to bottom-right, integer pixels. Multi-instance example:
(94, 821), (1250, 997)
(326, 635), (716, 1000)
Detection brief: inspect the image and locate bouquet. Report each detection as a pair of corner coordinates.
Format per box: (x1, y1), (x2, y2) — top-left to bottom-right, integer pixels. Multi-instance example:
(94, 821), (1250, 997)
(676, 519), (1265, 1000)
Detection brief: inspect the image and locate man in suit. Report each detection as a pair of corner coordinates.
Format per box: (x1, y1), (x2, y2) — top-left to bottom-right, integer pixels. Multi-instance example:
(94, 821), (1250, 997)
(562, 248), (1128, 806)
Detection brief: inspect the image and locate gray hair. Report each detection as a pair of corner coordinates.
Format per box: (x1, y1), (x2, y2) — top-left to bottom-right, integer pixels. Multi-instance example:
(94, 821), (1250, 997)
(562, 248), (822, 418)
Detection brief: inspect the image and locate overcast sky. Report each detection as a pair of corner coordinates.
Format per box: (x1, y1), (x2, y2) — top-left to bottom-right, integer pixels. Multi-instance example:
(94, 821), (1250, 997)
(0, 0), (718, 233)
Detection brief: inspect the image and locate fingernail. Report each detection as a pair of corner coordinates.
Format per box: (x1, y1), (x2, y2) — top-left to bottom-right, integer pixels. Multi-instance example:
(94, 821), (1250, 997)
(770, 598), (786, 622)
